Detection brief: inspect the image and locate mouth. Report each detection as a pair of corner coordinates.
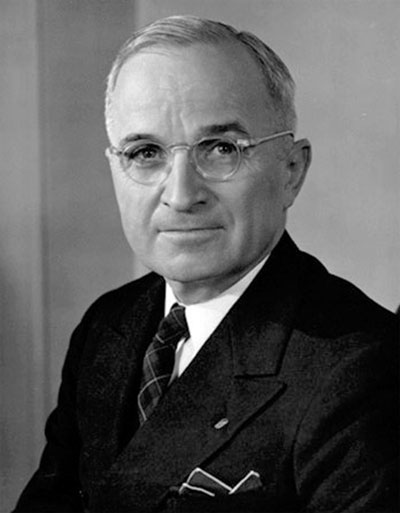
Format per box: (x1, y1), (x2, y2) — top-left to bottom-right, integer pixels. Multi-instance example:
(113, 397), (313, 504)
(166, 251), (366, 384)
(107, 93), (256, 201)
(159, 226), (223, 242)
(161, 227), (221, 232)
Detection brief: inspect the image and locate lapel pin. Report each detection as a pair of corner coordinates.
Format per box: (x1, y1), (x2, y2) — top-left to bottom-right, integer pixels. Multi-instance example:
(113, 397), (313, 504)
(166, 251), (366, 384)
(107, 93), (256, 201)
(214, 418), (229, 430)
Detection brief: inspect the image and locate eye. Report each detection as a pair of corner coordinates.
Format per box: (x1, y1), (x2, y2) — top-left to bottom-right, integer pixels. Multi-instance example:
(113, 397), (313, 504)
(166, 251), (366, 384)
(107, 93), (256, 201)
(208, 139), (236, 158)
(198, 138), (238, 161)
(122, 142), (166, 167)
(212, 140), (236, 156)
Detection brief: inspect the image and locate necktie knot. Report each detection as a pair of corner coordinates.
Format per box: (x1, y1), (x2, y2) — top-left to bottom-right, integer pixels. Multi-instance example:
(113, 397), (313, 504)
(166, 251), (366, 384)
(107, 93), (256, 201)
(137, 303), (189, 424)
(154, 303), (189, 348)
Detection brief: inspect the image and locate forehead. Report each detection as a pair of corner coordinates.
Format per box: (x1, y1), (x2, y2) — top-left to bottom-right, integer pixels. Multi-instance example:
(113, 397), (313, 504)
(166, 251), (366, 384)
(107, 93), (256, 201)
(110, 42), (275, 141)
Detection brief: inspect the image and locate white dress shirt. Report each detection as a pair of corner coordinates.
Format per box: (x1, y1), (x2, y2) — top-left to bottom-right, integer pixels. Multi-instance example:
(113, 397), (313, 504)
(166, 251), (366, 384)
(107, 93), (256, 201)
(165, 256), (269, 381)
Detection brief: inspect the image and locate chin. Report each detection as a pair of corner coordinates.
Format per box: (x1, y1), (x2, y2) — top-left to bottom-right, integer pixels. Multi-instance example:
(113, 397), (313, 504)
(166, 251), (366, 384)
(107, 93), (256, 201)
(153, 258), (227, 284)
(161, 267), (218, 284)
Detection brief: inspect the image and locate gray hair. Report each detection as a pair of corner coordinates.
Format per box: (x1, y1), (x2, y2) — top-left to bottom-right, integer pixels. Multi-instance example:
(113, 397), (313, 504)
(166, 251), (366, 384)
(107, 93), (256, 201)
(105, 15), (297, 137)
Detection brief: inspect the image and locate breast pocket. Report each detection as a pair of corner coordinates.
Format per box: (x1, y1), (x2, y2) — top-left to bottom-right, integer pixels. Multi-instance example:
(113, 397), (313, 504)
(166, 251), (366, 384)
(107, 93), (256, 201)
(165, 489), (283, 513)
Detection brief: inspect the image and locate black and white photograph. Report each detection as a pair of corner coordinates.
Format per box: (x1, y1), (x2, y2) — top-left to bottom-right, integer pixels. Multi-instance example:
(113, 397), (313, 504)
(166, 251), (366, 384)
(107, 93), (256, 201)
(1, 1), (399, 512)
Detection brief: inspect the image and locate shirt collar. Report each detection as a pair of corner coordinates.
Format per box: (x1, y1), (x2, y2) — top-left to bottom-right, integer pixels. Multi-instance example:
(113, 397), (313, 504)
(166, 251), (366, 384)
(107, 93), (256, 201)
(165, 256), (269, 346)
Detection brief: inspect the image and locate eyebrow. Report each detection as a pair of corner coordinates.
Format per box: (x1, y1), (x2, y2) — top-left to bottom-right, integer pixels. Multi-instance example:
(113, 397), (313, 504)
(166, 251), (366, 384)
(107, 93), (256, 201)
(119, 133), (160, 147)
(196, 122), (250, 138)
(118, 122), (250, 147)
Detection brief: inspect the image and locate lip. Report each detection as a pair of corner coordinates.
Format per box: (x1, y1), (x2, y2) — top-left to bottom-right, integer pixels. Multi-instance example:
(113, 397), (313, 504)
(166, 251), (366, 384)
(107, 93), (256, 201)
(159, 226), (223, 241)
(160, 227), (221, 232)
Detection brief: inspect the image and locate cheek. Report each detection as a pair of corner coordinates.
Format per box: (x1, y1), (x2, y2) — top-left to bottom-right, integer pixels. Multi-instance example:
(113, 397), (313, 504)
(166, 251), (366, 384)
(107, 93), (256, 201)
(235, 172), (283, 227)
(112, 172), (151, 241)
(228, 172), (285, 252)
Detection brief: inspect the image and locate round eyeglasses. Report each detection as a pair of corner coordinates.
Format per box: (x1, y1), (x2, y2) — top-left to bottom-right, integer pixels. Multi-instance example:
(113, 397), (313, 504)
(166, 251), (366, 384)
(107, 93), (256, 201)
(107, 130), (294, 185)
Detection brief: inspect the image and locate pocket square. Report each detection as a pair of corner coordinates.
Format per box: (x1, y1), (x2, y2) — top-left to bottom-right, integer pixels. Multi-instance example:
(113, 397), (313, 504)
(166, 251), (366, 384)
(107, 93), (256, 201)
(229, 471), (262, 494)
(179, 483), (216, 497)
(178, 467), (262, 497)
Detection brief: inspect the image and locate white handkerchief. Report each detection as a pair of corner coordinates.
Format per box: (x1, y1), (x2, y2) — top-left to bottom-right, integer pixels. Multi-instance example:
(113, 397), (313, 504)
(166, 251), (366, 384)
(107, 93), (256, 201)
(179, 467), (262, 496)
(229, 471), (262, 494)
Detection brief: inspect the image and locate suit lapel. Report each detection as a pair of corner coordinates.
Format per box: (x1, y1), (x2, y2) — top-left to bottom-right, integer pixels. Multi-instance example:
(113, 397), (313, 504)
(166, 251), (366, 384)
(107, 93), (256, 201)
(93, 233), (304, 512)
(79, 275), (165, 472)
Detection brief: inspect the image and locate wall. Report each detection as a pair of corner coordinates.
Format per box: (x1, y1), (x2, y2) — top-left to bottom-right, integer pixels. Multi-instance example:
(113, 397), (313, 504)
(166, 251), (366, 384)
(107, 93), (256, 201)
(1, 2), (44, 510)
(1, 1), (137, 510)
(36, 0), (137, 407)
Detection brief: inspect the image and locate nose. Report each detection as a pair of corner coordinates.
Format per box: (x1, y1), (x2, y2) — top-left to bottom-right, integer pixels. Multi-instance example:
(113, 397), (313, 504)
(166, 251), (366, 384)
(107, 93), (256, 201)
(160, 149), (208, 211)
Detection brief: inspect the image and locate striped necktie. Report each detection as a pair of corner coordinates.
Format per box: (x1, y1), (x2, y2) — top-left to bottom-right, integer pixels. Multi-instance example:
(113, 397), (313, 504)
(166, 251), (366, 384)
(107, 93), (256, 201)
(137, 303), (189, 425)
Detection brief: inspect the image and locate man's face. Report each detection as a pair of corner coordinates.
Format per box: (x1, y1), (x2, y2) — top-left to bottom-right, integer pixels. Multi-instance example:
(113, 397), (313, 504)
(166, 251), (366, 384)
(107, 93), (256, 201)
(107, 42), (305, 301)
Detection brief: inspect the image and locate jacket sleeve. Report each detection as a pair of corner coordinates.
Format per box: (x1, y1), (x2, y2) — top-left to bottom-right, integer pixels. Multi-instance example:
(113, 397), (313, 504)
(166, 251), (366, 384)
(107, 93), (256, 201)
(294, 333), (399, 513)
(12, 318), (88, 513)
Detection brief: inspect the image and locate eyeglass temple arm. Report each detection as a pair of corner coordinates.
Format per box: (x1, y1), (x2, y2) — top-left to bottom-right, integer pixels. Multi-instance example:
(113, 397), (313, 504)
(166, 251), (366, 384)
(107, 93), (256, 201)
(237, 130), (294, 148)
(107, 146), (122, 156)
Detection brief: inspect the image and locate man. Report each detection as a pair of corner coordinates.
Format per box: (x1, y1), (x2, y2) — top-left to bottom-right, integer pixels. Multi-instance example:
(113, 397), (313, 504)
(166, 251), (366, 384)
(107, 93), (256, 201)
(14, 15), (398, 513)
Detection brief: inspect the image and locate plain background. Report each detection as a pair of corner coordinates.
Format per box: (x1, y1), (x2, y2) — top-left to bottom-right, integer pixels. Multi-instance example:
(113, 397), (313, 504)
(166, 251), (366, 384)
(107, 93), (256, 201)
(1, 1), (399, 511)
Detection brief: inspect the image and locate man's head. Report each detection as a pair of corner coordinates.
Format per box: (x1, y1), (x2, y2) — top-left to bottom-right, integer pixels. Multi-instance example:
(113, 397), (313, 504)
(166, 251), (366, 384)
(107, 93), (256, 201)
(105, 15), (311, 303)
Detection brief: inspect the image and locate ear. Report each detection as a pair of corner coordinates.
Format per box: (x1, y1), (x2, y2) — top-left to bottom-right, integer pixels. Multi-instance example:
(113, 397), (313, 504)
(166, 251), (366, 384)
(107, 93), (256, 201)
(105, 147), (121, 176)
(105, 146), (115, 166)
(282, 138), (311, 210)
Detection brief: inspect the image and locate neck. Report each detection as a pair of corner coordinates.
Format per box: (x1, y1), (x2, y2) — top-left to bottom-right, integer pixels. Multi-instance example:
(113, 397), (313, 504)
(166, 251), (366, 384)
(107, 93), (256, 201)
(166, 258), (267, 305)
(166, 276), (240, 305)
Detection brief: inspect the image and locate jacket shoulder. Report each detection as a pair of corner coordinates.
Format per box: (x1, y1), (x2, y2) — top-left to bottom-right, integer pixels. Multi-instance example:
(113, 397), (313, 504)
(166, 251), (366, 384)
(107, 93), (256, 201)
(80, 272), (164, 331)
(297, 249), (397, 338)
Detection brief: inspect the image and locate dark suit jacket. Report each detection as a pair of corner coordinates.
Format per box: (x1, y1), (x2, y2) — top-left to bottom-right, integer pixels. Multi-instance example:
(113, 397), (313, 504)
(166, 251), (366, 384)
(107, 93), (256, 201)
(14, 233), (399, 513)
